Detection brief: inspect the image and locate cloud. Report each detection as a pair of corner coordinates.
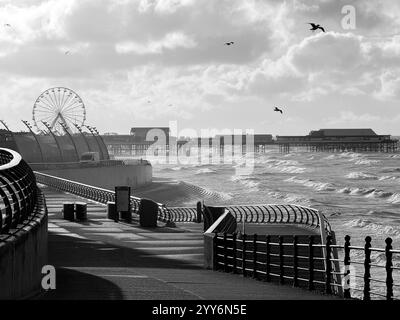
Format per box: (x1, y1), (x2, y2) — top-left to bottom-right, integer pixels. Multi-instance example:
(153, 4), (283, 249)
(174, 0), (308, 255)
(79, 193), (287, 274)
(115, 31), (197, 54)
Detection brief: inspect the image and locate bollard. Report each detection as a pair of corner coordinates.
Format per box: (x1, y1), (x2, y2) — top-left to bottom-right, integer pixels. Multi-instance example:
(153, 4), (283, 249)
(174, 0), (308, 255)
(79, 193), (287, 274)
(120, 209), (132, 223)
(63, 202), (75, 221)
(75, 202), (87, 221)
(107, 201), (118, 222)
(138, 198), (158, 227)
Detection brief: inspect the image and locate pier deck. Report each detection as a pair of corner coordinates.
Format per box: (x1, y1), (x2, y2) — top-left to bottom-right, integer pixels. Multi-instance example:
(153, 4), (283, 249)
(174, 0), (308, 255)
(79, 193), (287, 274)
(39, 186), (336, 300)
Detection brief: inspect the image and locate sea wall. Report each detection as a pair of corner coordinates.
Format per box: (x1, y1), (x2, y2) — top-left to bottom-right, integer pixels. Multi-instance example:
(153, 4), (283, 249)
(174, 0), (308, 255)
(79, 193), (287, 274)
(39, 163), (152, 190)
(0, 192), (48, 300)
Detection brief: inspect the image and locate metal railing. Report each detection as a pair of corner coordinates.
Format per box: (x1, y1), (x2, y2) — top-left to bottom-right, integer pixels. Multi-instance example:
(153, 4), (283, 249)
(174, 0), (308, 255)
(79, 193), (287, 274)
(33, 172), (332, 233)
(212, 232), (400, 300)
(34, 171), (172, 223)
(0, 148), (39, 234)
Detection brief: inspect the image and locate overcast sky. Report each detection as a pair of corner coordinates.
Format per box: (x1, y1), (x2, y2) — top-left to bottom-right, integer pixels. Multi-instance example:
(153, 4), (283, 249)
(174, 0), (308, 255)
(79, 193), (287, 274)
(1, 0), (400, 135)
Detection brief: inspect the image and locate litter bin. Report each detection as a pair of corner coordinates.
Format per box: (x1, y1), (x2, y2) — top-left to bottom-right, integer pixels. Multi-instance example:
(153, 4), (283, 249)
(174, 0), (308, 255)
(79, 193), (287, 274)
(138, 198), (158, 228)
(75, 202), (87, 221)
(63, 202), (75, 221)
(107, 201), (118, 221)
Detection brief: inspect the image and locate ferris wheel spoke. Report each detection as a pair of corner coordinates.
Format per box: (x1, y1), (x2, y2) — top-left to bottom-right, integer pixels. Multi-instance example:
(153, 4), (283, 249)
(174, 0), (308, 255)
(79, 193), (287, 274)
(59, 90), (68, 110)
(50, 90), (60, 110)
(35, 106), (56, 115)
(60, 94), (76, 111)
(48, 91), (60, 110)
(36, 99), (56, 111)
(62, 98), (81, 112)
(62, 103), (83, 116)
(41, 94), (57, 110)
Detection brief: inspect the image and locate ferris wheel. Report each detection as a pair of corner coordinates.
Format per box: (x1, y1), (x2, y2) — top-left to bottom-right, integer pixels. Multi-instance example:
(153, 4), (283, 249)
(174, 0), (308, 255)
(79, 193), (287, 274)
(32, 87), (86, 134)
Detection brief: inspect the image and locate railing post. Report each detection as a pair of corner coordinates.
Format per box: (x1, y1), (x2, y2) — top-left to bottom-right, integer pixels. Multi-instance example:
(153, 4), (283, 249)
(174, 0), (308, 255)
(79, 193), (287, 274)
(293, 235), (299, 287)
(309, 235), (315, 291)
(223, 233), (228, 272)
(253, 234), (257, 279)
(385, 237), (393, 301)
(196, 201), (202, 223)
(213, 233), (218, 271)
(363, 236), (371, 301)
(265, 235), (271, 282)
(242, 233), (247, 277)
(279, 235), (284, 284)
(325, 235), (333, 295)
(344, 235), (351, 299)
(233, 233), (237, 274)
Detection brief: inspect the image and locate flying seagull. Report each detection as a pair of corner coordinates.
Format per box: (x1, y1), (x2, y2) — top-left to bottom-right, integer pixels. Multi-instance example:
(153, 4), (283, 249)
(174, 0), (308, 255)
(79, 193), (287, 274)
(274, 107), (283, 114)
(64, 51), (71, 55)
(224, 41), (234, 46)
(4, 23), (12, 28)
(308, 23), (325, 32)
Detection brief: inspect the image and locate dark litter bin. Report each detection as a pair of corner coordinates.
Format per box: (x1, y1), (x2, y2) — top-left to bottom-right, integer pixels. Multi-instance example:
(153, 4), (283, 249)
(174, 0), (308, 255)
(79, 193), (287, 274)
(107, 201), (117, 221)
(63, 202), (75, 221)
(75, 202), (87, 221)
(138, 198), (158, 228)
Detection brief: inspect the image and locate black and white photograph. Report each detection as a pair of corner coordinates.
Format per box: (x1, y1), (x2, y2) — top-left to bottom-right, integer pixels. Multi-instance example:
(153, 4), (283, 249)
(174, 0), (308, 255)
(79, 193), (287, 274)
(0, 0), (400, 313)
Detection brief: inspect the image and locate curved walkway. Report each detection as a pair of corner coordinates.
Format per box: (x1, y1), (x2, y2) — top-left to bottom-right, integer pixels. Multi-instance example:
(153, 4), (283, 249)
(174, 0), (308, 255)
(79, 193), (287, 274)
(39, 186), (337, 300)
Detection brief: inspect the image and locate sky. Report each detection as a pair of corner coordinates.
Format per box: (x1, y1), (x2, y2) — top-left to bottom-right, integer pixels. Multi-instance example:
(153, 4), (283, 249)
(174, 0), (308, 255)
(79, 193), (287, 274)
(0, 0), (400, 136)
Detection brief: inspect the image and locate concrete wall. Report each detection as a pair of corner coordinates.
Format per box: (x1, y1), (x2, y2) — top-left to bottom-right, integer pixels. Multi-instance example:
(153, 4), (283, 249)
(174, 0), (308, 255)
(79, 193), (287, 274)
(40, 163), (152, 190)
(0, 193), (48, 300)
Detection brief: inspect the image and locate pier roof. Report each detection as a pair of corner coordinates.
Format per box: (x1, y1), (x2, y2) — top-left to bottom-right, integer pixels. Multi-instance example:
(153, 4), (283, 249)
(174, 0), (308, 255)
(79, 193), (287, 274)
(310, 128), (377, 137)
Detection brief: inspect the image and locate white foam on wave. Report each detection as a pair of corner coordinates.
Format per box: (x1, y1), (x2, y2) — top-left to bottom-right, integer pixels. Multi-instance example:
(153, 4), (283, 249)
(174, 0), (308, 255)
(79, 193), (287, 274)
(344, 219), (400, 238)
(230, 175), (260, 191)
(285, 176), (336, 192)
(345, 172), (378, 180)
(195, 168), (217, 175)
(266, 190), (311, 206)
(257, 159), (307, 174)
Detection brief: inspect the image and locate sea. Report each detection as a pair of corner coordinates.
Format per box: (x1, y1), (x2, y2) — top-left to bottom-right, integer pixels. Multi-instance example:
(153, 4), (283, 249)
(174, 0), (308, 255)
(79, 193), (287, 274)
(120, 146), (400, 298)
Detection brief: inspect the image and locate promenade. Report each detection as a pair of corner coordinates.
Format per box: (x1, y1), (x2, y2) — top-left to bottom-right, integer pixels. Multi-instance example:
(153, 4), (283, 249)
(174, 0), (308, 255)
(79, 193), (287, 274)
(39, 186), (336, 300)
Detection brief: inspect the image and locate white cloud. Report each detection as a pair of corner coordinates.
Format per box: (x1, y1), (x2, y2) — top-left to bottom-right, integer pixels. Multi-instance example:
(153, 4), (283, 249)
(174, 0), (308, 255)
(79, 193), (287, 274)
(115, 31), (197, 54)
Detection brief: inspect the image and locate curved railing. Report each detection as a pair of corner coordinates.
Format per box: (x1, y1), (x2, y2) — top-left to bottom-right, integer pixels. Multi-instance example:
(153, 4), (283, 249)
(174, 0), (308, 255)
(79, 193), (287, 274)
(0, 148), (38, 234)
(168, 204), (332, 234)
(34, 172), (171, 223)
(33, 171), (331, 234)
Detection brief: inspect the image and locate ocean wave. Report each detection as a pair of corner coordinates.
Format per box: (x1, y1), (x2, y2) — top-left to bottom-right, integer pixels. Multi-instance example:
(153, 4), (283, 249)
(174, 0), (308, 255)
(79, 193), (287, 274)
(285, 176), (336, 192)
(266, 190), (311, 206)
(179, 181), (232, 201)
(344, 219), (400, 238)
(345, 172), (378, 180)
(354, 159), (381, 165)
(257, 159), (307, 174)
(194, 168), (217, 175)
(230, 175), (261, 191)
(378, 175), (399, 181)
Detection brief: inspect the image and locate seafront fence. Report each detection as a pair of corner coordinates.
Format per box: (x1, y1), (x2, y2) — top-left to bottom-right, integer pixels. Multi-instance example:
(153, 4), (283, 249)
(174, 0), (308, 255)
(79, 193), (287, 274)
(33, 172), (332, 232)
(0, 148), (48, 299)
(211, 232), (400, 300)
(0, 148), (41, 234)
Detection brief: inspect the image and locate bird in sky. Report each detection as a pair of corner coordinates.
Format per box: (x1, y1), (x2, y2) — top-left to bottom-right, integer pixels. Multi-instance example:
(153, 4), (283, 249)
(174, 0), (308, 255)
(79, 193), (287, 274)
(64, 51), (71, 55)
(224, 41), (234, 46)
(274, 107), (283, 114)
(4, 23), (12, 28)
(308, 23), (325, 32)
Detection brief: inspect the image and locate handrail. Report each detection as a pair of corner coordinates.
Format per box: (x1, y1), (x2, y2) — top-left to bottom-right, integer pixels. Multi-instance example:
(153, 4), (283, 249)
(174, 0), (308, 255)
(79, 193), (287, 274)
(33, 171), (332, 232)
(0, 148), (38, 234)
(213, 233), (400, 300)
(34, 171), (170, 222)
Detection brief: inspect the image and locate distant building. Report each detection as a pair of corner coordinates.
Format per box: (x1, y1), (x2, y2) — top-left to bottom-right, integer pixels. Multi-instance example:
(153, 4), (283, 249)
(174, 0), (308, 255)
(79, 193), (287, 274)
(102, 127), (170, 156)
(276, 128), (398, 152)
(277, 128), (392, 143)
